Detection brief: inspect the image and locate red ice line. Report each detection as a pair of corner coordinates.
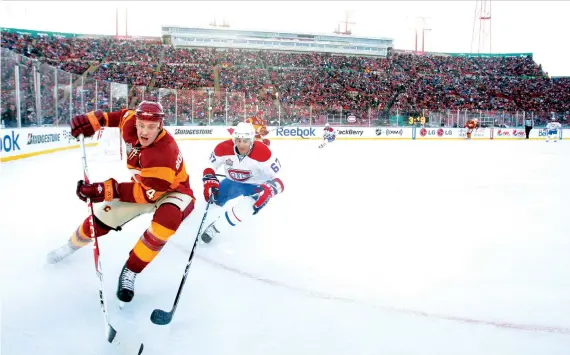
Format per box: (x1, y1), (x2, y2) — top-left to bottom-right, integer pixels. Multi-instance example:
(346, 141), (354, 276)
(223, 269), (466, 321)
(171, 242), (570, 335)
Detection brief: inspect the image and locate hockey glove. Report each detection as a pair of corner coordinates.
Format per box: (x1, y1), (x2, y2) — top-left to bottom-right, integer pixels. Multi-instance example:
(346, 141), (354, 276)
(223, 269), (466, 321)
(76, 178), (120, 203)
(202, 168), (220, 202)
(259, 126), (269, 136)
(253, 178), (284, 215)
(71, 110), (106, 138)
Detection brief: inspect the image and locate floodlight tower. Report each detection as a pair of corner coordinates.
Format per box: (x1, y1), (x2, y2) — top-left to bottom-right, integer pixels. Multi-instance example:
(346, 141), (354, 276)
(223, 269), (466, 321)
(471, 0), (492, 53)
(333, 11), (355, 35)
(412, 17), (431, 53)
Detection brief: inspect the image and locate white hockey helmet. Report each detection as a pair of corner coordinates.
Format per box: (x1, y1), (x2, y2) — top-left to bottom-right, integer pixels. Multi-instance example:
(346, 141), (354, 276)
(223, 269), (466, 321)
(325, 122), (330, 127)
(233, 122), (256, 141)
(233, 122), (256, 153)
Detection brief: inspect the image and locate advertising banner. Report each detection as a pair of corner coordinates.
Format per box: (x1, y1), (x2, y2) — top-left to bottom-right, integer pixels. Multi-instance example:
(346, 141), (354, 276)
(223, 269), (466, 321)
(2, 125), (569, 162)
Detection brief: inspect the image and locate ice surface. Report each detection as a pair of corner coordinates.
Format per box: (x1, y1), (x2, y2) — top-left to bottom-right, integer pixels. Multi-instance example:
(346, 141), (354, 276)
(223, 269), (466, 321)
(1, 139), (569, 355)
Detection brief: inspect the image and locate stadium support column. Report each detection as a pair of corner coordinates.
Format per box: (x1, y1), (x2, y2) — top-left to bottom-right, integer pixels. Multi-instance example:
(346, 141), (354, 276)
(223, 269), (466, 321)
(277, 92), (281, 125)
(15, 65), (22, 128)
(175, 90), (178, 126)
(54, 68), (58, 125)
(69, 76), (73, 124)
(422, 28), (431, 53)
(225, 91), (228, 124)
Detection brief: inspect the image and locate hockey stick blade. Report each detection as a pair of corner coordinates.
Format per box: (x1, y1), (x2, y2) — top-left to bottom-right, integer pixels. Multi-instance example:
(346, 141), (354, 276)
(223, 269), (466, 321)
(150, 309), (173, 325)
(110, 330), (144, 354)
(107, 325), (118, 343)
(149, 197), (214, 326)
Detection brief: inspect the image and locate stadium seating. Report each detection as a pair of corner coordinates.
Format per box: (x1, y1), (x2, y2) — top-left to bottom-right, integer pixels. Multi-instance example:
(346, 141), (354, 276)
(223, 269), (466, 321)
(2, 31), (568, 127)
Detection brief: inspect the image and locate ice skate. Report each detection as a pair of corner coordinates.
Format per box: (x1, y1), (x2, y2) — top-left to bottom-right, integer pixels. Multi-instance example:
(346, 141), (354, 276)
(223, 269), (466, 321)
(201, 221), (220, 244)
(46, 240), (82, 264)
(117, 264), (138, 305)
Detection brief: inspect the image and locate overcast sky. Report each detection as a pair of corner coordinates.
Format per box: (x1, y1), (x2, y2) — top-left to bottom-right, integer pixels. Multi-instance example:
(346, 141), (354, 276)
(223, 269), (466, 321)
(1, 1), (569, 76)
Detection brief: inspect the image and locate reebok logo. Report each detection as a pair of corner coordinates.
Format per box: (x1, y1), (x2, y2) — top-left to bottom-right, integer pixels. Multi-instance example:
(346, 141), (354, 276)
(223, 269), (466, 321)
(275, 127), (315, 137)
(1, 131), (21, 152)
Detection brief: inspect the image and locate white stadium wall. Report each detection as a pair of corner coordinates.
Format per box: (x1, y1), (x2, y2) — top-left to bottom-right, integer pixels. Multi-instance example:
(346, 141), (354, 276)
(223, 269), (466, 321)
(0, 126), (566, 162)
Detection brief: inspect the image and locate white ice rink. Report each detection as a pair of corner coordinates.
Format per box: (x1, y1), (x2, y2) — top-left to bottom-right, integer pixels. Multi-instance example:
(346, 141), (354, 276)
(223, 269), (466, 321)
(1, 139), (570, 355)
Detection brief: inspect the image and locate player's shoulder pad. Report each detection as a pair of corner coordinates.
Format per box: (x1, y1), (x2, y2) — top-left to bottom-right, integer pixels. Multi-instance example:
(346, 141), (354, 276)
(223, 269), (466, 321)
(249, 141), (272, 163)
(142, 138), (179, 168)
(160, 129), (179, 147)
(121, 110), (136, 123)
(214, 139), (235, 157)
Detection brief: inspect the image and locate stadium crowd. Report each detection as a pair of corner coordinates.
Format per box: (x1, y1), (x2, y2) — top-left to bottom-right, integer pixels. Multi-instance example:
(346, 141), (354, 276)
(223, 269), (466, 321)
(1, 31), (569, 127)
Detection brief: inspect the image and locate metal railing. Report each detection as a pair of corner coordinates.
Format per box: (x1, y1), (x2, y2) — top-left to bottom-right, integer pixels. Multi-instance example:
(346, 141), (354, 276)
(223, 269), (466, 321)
(1, 47), (567, 129)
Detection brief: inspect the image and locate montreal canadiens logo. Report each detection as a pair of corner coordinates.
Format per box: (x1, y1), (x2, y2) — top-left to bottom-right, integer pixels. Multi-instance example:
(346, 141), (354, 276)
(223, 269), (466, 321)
(228, 169), (252, 182)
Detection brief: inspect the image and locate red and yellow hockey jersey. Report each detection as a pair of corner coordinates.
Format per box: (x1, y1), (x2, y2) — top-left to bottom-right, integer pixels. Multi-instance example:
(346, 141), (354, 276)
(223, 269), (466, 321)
(246, 116), (269, 138)
(86, 109), (195, 204)
(465, 119), (479, 130)
(245, 116), (270, 146)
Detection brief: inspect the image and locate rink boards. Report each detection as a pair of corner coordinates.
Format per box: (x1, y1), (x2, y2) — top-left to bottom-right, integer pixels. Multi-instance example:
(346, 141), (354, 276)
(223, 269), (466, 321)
(0, 125), (565, 162)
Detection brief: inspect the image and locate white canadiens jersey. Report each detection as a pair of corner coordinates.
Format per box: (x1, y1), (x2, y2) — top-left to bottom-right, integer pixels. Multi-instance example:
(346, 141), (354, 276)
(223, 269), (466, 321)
(323, 127), (336, 138)
(208, 139), (282, 185)
(546, 122), (561, 131)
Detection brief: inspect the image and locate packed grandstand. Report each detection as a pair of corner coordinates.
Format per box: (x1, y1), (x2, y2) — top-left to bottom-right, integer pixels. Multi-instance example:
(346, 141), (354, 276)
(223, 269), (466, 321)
(1, 28), (569, 129)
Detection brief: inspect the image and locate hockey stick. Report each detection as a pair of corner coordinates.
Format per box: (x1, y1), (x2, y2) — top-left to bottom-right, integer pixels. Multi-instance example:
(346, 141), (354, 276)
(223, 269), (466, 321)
(79, 134), (144, 354)
(150, 195), (214, 325)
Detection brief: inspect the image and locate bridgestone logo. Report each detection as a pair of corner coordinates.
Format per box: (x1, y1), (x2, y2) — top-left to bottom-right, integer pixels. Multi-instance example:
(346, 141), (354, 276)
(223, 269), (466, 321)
(174, 129), (213, 135)
(27, 133), (61, 145)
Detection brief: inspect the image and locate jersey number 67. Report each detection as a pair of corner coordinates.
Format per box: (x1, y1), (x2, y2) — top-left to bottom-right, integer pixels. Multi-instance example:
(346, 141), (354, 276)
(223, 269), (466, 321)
(270, 158), (281, 173)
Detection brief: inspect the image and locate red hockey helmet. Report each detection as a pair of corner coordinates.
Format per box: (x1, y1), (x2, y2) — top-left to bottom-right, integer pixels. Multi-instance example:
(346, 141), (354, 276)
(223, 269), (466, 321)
(135, 101), (165, 122)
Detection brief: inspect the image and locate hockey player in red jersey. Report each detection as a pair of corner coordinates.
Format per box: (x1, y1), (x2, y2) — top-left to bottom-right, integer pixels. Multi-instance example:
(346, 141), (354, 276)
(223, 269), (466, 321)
(46, 101), (196, 304)
(464, 118), (479, 139)
(200, 122), (284, 243)
(246, 111), (271, 146)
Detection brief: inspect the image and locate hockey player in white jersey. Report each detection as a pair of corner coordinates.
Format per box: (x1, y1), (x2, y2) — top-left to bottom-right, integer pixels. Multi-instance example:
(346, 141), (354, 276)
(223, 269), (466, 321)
(200, 122), (285, 243)
(545, 117), (562, 142)
(319, 123), (336, 148)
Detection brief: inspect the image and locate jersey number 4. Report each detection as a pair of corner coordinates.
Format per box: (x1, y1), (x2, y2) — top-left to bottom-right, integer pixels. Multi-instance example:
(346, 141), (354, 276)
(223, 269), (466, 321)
(270, 158), (281, 173)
